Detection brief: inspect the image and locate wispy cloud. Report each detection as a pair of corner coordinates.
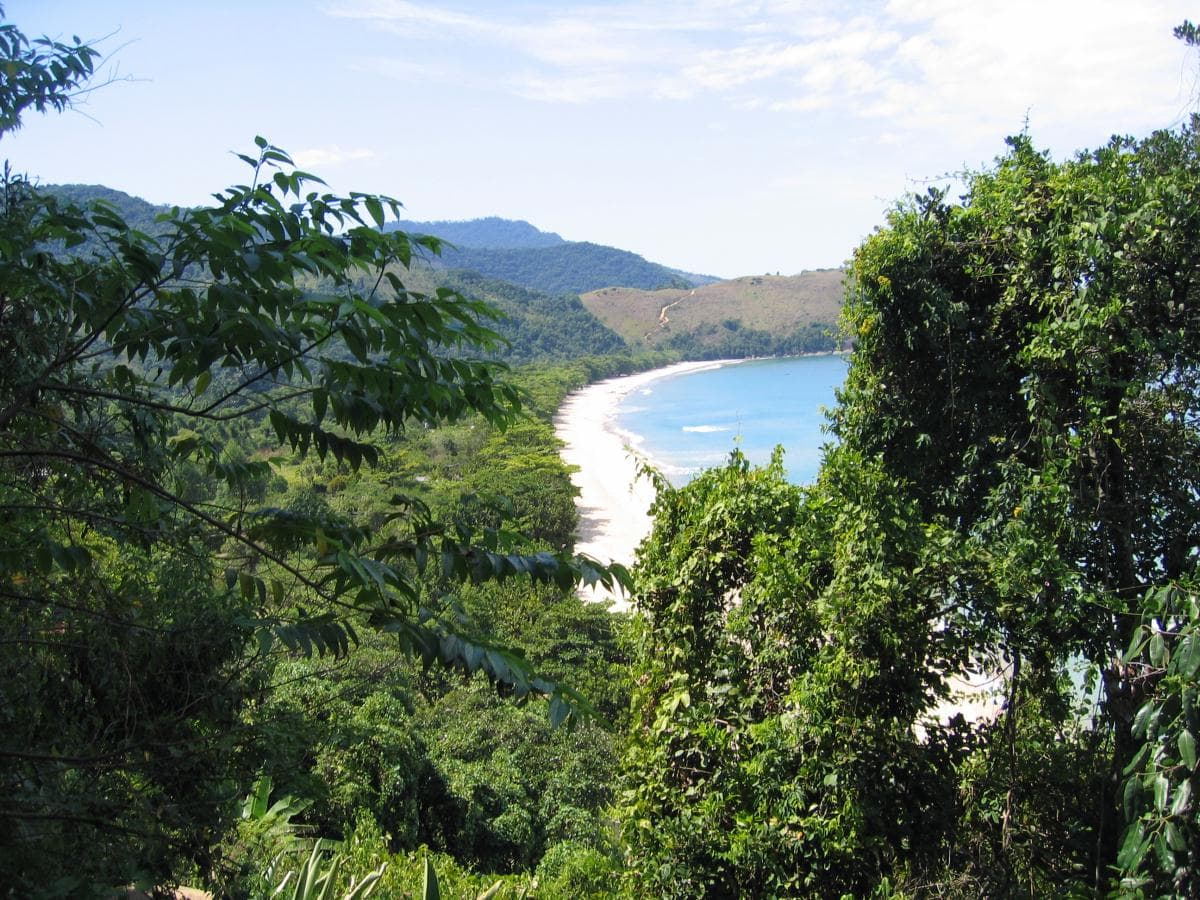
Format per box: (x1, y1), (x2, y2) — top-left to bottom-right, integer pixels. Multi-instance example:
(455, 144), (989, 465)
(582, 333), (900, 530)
(293, 145), (377, 168)
(325, 0), (1192, 134)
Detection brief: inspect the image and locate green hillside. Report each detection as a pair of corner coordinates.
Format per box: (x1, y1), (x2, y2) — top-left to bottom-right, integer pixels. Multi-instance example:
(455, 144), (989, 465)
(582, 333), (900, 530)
(389, 216), (714, 293)
(38, 188), (627, 365)
(41, 184), (172, 256)
(581, 268), (846, 358)
(41, 184), (170, 230)
(437, 269), (627, 363)
(425, 241), (694, 294)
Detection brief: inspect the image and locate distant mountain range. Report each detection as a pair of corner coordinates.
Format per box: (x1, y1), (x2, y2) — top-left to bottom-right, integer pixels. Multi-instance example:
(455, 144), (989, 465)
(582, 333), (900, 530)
(38, 186), (845, 364)
(390, 216), (566, 250)
(387, 216), (720, 295)
(37, 187), (631, 364)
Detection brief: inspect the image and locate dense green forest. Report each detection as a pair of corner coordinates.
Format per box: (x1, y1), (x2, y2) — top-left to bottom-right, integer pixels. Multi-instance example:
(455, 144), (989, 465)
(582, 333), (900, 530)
(3, 11), (1200, 900)
(38, 183), (171, 234)
(389, 216), (718, 291)
(426, 242), (695, 295)
(657, 318), (837, 359)
(437, 271), (629, 364)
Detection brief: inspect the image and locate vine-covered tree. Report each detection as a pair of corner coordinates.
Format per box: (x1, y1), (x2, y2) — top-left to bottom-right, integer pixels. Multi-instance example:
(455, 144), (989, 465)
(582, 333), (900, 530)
(0, 11), (622, 892)
(622, 123), (1200, 896)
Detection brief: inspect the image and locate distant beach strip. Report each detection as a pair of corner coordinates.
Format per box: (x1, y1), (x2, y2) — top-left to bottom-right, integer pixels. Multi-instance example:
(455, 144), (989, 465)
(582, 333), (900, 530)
(553, 360), (742, 609)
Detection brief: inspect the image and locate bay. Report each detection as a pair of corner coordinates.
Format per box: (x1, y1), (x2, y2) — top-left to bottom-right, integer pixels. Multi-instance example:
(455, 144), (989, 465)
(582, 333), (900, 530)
(616, 355), (849, 486)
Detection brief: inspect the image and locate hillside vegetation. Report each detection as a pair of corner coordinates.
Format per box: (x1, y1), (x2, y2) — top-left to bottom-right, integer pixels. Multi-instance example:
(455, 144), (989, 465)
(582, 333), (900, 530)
(439, 269), (628, 363)
(434, 242), (694, 294)
(40, 183), (169, 230)
(41, 190), (630, 365)
(392, 216), (716, 294)
(582, 268), (845, 357)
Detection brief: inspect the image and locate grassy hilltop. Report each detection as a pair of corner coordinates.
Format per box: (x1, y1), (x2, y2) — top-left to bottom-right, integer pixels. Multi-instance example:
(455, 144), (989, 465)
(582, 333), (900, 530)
(581, 268), (845, 355)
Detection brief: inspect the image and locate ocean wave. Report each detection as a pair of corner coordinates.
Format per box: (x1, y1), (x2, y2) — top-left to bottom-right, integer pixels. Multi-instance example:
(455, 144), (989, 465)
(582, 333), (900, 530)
(682, 424), (731, 433)
(616, 428), (646, 448)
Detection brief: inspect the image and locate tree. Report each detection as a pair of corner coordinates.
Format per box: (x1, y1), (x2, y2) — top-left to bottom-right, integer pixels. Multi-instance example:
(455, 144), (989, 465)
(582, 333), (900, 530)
(840, 126), (1200, 890)
(623, 124), (1200, 895)
(0, 12), (623, 892)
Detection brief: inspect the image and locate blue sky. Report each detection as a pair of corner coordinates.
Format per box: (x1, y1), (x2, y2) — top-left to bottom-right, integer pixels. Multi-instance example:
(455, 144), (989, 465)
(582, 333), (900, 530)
(6, 1), (1196, 277)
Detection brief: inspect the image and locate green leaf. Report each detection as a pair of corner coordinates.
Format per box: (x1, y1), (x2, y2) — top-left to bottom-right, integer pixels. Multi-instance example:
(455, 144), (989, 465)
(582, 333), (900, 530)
(364, 196), (384, 228)
(1176, 633), (1200, 678)
(549, 694), (570, 728)
(1180, 730), (1198, 771)
(1154, 773), (1170, 812)
(1124, 626), (1148, 662)
(1170, 779), (1192, 816)
(1165, 820), (1187, 852)
(1123, 775), (1141, 818)
(242, 775), (272, 820)
(421, 857), (440, 900)
(1149, 631), (1167, 667)
(1123, 741), (1150, 776)
(1153, 833), (1175, 873)
(1117, 821), (1150, 872)
(1132, 701), (1157, 740)
(346, 865), (386, 900)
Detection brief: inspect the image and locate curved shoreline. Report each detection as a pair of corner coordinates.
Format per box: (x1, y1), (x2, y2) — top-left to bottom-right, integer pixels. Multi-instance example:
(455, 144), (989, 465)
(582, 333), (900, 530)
(553, 359), (743, 609)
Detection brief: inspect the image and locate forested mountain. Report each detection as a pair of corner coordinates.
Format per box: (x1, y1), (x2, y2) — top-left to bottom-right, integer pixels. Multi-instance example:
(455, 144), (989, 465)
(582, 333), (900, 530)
(41, 184), (172, 256)
(582, 268), (846, 358)
(429, 241), (696, 294)
(40, 183), (170, 231)
(439, 269), (627, 363)
(389, 216), (567, 249)
(36, 190), (629, 365)
(391, 216), (717, 293)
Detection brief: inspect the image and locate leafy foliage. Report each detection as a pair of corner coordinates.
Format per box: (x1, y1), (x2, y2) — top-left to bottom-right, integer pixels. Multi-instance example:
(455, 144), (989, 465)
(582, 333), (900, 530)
(0, 9), (98, 135)
(622, 122), (1200, 896)
(621, 450), (951, 898)
(1115, 582), (1199, 895)
(0, 14), (627, 891)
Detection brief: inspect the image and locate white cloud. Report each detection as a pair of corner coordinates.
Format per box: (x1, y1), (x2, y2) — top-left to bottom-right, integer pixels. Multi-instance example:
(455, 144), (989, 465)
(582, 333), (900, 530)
(325, 0), (1194, 144)
(292, 145), (377, 168)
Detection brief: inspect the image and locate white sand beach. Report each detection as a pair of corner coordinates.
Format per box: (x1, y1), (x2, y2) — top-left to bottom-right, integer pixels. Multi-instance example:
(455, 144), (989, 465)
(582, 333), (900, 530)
(554, 360), (741, 610)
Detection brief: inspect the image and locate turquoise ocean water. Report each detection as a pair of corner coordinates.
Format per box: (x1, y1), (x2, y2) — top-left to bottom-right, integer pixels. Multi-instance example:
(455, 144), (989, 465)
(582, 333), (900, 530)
(616, 355), (849, 486)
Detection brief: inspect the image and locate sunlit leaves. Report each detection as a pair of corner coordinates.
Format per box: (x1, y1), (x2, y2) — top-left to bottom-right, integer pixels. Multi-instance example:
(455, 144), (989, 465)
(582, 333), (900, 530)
(1117, 582), (1199, 894)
